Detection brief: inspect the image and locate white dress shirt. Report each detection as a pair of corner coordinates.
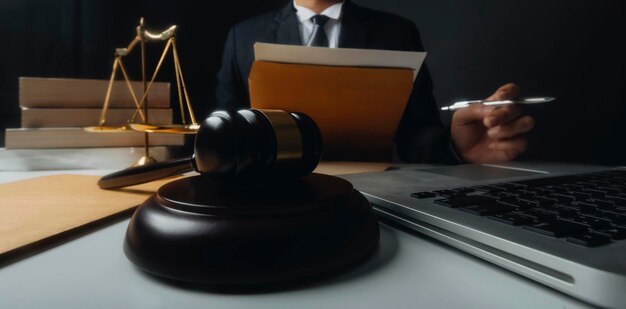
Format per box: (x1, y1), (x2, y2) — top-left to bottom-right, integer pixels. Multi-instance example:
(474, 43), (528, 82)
(293, 0), (344, 48)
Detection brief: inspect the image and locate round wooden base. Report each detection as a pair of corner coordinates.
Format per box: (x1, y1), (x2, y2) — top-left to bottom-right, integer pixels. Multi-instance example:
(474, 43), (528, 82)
(124, 173), (380, 286)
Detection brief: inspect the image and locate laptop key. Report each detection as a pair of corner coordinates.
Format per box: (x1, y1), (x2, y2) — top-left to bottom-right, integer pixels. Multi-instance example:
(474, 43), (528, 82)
(595, 210), (626, 221)
(534, 197), (557, 206)
(488, 213), (535, 226)
(575, 202), (598, 211)
(411, 192), (437, 199)
(590, 199), (616, 208)
(524, 209), (558, 222)
(595, 227), (626, 240)
(524, 220), (587, 237)
(538, 206), (560, 215)
(433, 195), (496, 208)
(582, 189), (606, 197)
(471, 185), (491, 192)
(432, 189), (462, 197)
(613, 214), (626, 224)
(551, 193), (577, 203)
(567, 232), (612, 247)
(590, 180), (611, 187)
(501, 199), (536, 209)
(563, 215), (612, 229)
(551, 205), (578, 216)
(608, 196), (626, 206)
(597, 187), (621, 196)
(571, 192), (593, 200)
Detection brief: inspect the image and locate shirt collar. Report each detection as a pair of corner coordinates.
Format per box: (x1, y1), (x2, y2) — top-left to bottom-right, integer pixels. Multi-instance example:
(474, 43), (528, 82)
(293, 0), (344, 23)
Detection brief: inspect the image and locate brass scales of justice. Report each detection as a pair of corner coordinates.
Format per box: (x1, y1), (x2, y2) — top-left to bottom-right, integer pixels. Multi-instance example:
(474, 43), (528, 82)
(84, 18), (200, 166)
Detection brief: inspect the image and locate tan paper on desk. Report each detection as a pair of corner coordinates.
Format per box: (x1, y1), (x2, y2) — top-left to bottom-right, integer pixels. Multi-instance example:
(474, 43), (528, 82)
(0, 175), (171, 259)
(0, 163), (388, 261)
(249, 43), (424, 161)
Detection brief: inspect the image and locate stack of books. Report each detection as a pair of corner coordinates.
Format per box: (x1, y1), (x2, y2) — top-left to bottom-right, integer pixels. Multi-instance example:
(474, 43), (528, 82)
(5, 77), (185, 149)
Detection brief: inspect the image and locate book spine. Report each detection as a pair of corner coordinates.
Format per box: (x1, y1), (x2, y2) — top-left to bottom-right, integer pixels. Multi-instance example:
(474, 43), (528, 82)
(19, 77), (170, 108)
(5, 128), (185, 149)
(21, 108), (173, 128)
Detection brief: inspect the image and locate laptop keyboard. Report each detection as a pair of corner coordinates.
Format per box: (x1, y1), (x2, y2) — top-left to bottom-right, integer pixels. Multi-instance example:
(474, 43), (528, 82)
(410, 169), (626, 247)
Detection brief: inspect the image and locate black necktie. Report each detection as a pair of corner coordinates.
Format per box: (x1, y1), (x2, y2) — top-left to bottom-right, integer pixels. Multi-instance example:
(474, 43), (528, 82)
(307, 15), (330, 47)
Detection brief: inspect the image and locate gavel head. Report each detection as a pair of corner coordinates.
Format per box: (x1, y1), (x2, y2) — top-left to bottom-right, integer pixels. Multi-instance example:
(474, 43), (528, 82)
(193, 109), (323, 185)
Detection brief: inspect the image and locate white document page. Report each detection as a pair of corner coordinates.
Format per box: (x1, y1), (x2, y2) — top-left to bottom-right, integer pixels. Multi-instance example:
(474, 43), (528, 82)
(254, 42), (426, 81)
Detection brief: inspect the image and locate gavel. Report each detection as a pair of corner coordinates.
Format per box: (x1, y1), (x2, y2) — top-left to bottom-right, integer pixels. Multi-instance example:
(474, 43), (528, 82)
(98, 109), (323, 189)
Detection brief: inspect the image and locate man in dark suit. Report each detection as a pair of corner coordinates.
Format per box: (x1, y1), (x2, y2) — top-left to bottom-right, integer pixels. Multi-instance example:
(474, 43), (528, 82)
(216, 0), (534, 163)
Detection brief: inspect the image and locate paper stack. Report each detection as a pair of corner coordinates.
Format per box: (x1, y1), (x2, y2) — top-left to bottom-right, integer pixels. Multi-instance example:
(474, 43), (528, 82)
(5, 77), (184, 149)
(249, 43), (426, 161)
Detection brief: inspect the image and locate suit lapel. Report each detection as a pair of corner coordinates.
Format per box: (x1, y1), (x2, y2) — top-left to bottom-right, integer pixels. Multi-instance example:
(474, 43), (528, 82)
(273, 2), (302, 45)
(339, 1), (368, 48)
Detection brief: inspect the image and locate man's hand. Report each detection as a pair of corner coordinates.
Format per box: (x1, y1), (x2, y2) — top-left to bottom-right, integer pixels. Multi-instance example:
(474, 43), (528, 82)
(450, 83), (535, 163)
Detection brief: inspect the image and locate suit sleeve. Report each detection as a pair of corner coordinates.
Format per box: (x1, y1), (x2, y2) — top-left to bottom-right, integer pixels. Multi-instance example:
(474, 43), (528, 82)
(394, 24), (462, 164)
(216, 26), (249, 111)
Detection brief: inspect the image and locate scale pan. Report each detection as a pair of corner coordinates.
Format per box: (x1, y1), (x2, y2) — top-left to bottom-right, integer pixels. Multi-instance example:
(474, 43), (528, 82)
(128, 122), (199, 134)
(83, 126), (128, 133)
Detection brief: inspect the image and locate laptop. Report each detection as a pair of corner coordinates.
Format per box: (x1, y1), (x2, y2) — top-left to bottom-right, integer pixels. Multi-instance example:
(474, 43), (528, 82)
(340, 162), (626, 308)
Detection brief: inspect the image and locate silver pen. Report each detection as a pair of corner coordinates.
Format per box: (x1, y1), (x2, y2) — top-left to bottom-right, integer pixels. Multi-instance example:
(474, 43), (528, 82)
(441, 97), (555, 111)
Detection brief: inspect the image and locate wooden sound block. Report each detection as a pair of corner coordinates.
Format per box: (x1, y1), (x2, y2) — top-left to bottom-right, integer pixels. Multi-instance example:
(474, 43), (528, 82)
(124, 173), (380, 286)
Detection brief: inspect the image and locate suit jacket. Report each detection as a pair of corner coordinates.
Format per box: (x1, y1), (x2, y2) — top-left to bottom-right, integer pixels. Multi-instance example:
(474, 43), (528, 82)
(216, 0), (460, 163)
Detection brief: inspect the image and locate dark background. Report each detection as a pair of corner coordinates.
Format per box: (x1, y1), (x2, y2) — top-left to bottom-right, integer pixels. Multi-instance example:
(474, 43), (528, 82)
(1, 0), (624, 164)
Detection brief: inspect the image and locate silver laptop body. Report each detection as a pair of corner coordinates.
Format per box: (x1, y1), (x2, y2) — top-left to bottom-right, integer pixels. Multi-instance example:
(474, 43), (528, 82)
(341, 162), (626, 309)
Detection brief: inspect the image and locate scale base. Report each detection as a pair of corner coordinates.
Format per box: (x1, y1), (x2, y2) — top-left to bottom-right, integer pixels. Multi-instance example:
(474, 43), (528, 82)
(133, 156), (157, 167)
(83, 126), (128, 133)
(128, 122), (199, 134)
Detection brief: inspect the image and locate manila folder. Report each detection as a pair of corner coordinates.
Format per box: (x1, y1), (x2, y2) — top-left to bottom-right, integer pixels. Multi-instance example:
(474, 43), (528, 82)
(249, 61), (414, 161)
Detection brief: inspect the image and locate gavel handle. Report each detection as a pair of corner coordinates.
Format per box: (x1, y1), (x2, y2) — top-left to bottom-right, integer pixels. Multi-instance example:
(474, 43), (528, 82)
(98, 157), (195, 189)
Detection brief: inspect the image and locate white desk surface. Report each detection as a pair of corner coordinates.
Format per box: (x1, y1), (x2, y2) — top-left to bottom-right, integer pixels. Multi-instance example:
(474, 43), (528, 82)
(0, 169), (592, 309)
